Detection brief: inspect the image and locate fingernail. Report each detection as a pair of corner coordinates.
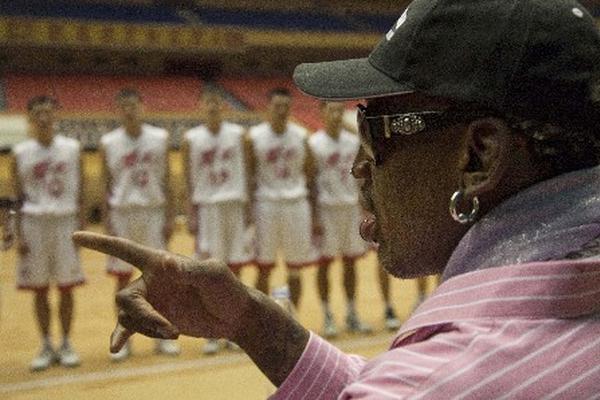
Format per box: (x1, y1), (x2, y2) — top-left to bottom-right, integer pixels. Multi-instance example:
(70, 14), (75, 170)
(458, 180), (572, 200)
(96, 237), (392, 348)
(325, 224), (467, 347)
(161, 326), (180, 340)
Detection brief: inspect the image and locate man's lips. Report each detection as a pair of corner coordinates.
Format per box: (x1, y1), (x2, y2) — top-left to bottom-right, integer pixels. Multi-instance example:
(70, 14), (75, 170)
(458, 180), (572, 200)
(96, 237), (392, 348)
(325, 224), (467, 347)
(360, 213), (377, 244)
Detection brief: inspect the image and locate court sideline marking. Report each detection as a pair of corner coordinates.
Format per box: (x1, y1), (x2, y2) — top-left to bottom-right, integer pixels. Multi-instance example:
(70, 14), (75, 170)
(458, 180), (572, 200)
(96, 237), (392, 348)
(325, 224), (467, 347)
(0, 333), (395, 394)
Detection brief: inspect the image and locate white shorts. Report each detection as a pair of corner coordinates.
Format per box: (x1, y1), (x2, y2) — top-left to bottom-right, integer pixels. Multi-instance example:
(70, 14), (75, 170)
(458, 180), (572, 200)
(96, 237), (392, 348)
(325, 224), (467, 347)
(254, 198), (317, 269)
(107, 206), (165, 277)
(17, 214), (84, 291)
(196, 201), (254, 271)
(318, 204), (366, 262)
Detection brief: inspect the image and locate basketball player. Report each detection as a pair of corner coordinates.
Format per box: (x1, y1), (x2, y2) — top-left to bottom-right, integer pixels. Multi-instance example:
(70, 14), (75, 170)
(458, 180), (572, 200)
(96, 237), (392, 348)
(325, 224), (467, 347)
(183, 89), (252, 355)
(310, 101), (372, 337)
(247, 87), (317, 308)
(11, 96), (84, 371)
(100, 88), (179, 360)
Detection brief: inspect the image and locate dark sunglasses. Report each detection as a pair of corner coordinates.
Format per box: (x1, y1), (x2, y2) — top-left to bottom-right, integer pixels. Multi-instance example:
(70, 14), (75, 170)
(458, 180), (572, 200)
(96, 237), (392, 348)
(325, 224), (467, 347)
(356, 104), (490, 165)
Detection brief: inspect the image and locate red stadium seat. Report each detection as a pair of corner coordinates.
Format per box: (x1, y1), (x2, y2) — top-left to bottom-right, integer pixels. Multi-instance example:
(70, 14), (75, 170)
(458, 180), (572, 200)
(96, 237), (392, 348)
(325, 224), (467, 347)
(5, 74), (202, 113)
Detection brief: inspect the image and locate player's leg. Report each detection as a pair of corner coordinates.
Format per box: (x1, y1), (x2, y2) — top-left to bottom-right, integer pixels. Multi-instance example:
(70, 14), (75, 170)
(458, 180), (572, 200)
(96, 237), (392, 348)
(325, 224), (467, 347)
(34, 290), (51, 339)
(316, 259), (338, 337)
(284, 198), (318, 310)
(30, 288), (56, 371)
(57, 288), (80, 367)
(415, 276), (428, 310)
(54, 214), (85, 367)
(340, 206), (371, 333)
(254, 200), (277, 295)
(200, 203), (228, 355)
(19, 215), (56, 371)
(106, 208), (134, 361)
(256, 268), (272, 295)
(287, 270), (302, 309)
(316, 205), (338, 337)
(377, 263), (401, 330)
(145, 206), (181, 356)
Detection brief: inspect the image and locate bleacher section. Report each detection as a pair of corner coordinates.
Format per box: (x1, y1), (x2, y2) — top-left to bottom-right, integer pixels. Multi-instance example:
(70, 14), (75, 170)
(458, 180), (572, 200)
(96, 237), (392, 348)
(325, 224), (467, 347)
(193, 7), (354, 32)
(0, 0), (184, 24)
(219, 76), (323, 130)
(2, 74), (335, 148)
(3, 74), (206, 149)
(4, 74), (202, 113)
(0, 1), (396, 33)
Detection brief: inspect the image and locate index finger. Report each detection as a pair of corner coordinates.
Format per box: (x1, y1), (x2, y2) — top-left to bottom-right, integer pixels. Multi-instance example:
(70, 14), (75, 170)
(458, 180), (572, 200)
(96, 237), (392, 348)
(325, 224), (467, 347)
(73, 231), (159, 273)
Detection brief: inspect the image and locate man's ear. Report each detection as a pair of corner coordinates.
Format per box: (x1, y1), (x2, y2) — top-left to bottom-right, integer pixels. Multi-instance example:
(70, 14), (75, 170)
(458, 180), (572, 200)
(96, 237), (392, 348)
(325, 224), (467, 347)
(459, 118), (513, 197)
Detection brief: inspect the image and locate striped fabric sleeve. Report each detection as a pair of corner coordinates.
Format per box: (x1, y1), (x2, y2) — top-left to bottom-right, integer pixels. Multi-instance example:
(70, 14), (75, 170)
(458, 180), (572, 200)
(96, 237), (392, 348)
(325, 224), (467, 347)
(271, 332), (366, 400)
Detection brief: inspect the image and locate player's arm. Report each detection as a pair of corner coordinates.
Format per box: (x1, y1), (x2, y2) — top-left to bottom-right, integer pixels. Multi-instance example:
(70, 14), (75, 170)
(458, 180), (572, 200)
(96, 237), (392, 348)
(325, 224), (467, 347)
(99, 143), (112, 234)
(181, 136), (197, 234)
(77, 148), (86, 230)
(10, 153), (27, 254)
(243, 130), (256, 226)
(162, 135), (174, 243)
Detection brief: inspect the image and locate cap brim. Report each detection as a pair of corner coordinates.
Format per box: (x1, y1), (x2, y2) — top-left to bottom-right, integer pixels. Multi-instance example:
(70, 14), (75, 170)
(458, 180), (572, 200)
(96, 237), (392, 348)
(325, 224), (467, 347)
(293, 57), (414, 101)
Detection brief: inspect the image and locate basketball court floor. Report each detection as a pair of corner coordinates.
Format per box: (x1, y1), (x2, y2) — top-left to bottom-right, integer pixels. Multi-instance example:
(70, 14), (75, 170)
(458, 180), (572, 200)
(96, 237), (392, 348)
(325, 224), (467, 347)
(0, 226), (435, 399)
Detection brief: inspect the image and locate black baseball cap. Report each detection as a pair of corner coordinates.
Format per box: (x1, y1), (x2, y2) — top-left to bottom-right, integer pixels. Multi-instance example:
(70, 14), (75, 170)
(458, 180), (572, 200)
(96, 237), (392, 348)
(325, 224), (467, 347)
(294, 0), (600, 126)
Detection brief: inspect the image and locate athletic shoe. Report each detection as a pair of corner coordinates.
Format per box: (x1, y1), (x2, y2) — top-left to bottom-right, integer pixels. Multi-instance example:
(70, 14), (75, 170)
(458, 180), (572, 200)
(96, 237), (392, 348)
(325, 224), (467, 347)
(346, 313), (373, 334)
(384, 307), (401, 331)
(202, 339), (220, 355)
(58, 343), (81, 368)
(30, 345), (57, 372)
(322, 312), (338, 338)
(155, 339), (181, 356)
(110, 342), (131, 362)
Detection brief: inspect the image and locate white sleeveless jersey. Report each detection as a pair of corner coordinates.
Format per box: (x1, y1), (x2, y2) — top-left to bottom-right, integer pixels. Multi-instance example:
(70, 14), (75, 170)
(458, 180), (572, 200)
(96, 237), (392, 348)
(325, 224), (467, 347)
(13, 135), (81, 216)
(101, 124), (168, 209)
(184, 122), (247, 204)
(249, 122), (308, 201)
(309, 129), (360, 205)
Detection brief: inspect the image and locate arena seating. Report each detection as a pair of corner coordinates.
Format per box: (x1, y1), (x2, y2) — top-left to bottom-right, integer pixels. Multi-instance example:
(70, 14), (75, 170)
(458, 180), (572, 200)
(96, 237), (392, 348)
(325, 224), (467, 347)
(219, 76), (323, 130)
(4, 74), (205, 149)
(0, 0), (396, 33)
(3, 73), (354, 148)
(0, 0), (184, 24)
(4, 74), (202, 113)
(193, 7), (354, 32)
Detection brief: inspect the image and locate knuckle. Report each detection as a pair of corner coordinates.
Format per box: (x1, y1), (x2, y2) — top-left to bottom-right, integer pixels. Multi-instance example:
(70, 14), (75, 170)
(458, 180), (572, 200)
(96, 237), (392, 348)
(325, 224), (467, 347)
(115, 291), (130, 308)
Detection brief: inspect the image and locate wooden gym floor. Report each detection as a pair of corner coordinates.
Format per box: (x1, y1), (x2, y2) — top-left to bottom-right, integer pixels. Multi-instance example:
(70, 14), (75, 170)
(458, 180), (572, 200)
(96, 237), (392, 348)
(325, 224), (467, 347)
(0, 225), (436, 400)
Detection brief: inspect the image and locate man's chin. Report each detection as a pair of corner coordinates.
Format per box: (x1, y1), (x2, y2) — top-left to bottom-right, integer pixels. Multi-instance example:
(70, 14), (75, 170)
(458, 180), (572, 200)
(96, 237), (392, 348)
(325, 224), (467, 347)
(379, 247), (441, 279)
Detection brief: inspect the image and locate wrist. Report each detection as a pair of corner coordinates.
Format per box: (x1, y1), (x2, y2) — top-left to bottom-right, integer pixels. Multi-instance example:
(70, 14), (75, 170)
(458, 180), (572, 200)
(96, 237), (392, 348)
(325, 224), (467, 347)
(232, 288), (310, 387)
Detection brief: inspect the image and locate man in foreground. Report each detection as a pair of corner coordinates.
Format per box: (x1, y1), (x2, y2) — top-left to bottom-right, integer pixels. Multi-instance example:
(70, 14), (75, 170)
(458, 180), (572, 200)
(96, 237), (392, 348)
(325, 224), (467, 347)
(75, 0), (600, 397)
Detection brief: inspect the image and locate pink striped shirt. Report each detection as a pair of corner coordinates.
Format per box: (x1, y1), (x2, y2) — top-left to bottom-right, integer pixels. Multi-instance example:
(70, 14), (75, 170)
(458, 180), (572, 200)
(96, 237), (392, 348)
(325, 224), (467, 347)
(272, 260), (600, 399)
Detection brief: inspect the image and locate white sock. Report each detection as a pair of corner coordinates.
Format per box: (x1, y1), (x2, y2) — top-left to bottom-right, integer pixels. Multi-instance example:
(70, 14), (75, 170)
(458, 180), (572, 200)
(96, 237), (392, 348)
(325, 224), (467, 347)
(42, 336), (52, 349)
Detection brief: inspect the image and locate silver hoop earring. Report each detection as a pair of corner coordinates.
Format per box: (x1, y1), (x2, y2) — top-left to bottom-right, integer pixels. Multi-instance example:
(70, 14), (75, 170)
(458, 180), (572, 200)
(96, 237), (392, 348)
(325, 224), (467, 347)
(449, 190), (479, 224)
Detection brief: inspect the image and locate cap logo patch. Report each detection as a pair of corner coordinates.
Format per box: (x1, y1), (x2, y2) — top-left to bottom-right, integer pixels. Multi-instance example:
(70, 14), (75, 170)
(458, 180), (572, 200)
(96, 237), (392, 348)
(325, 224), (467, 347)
(386, 8), (409, 41)
(572, 7), (584, 18)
